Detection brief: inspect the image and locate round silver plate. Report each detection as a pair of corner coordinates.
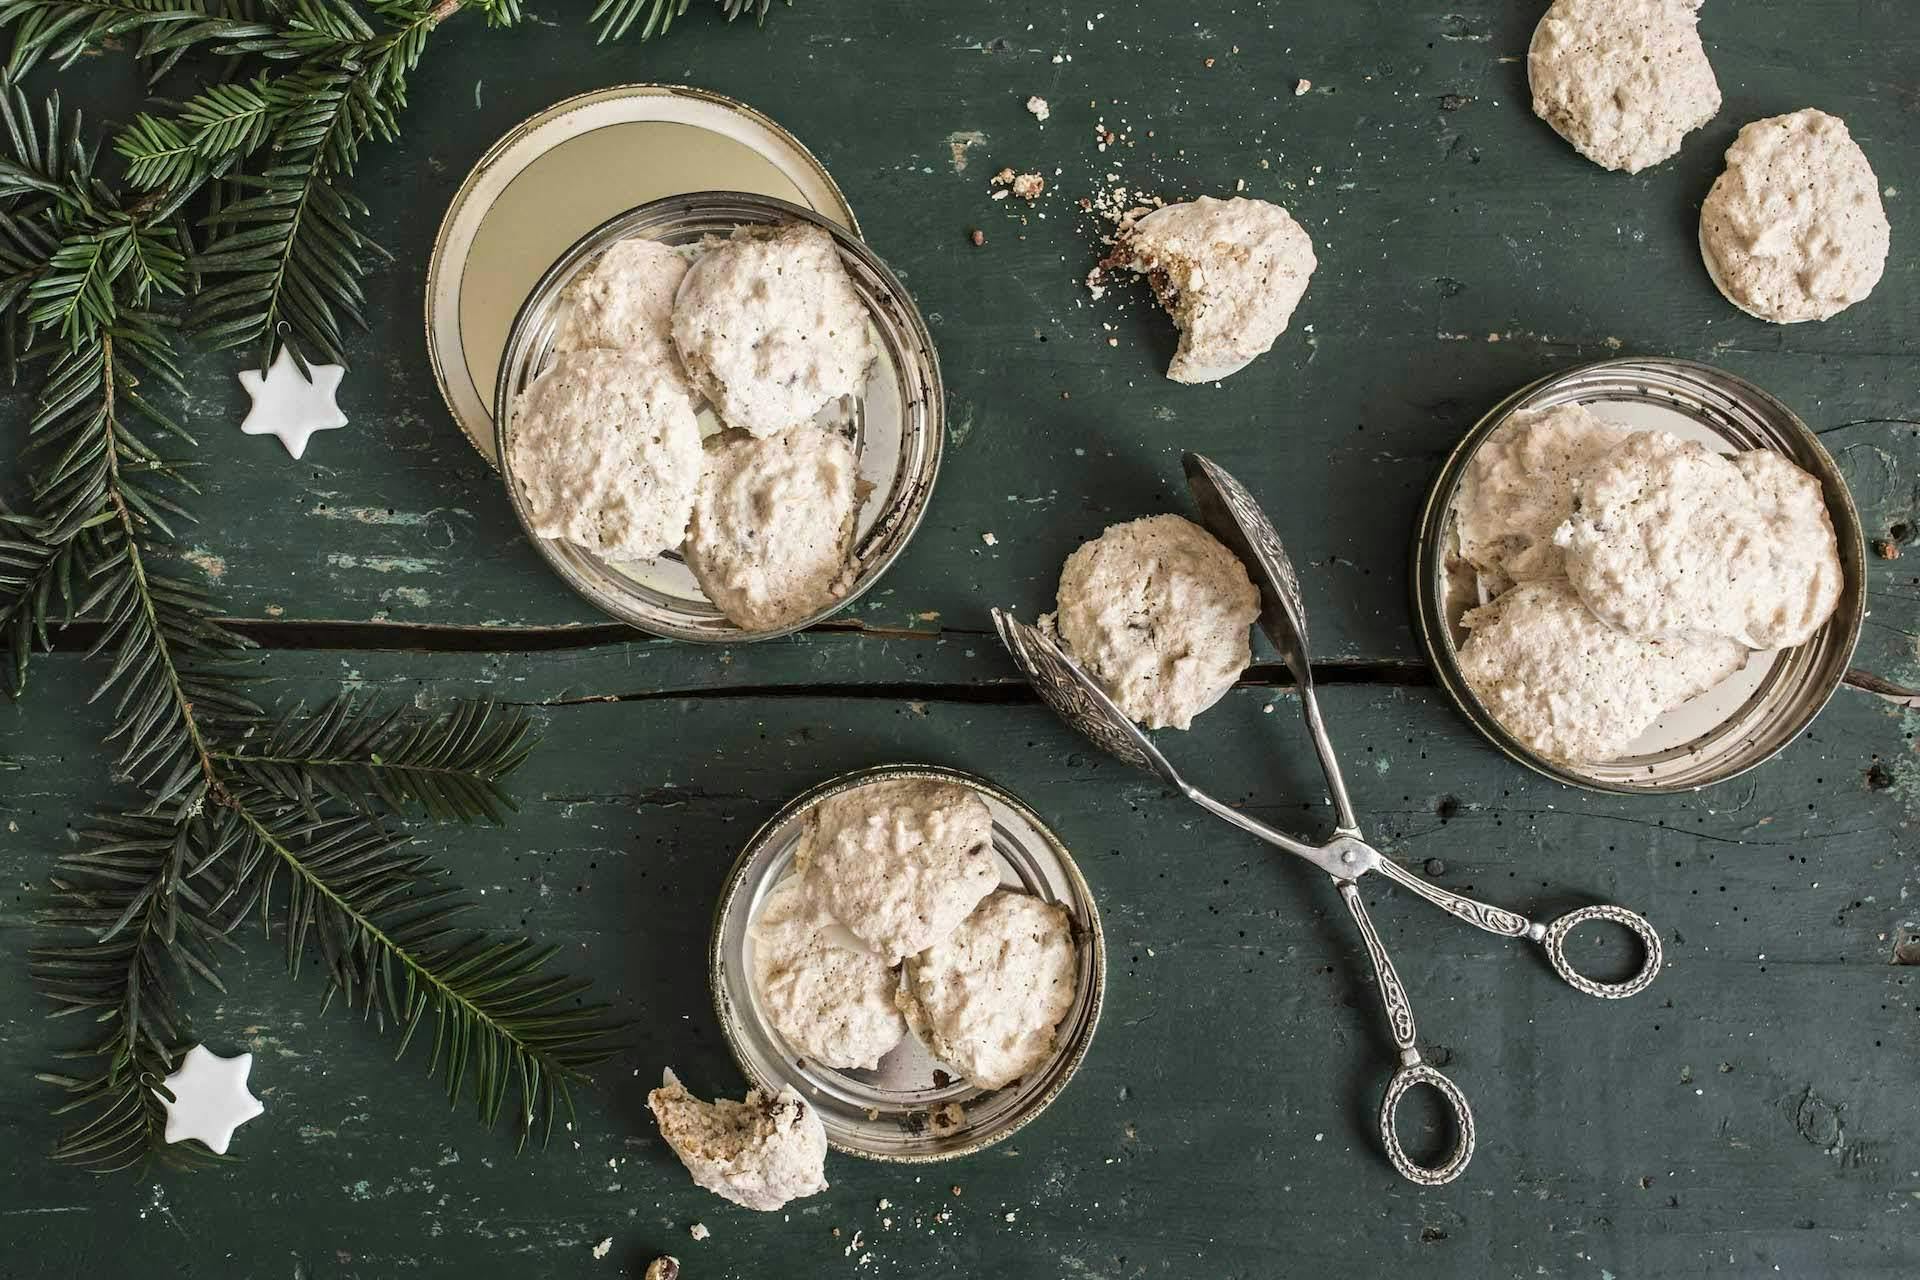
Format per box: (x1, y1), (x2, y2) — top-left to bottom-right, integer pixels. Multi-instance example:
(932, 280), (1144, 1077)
(494, 193), (943, 642)
(710, 765), (1106, 1163)
(1413, 356), (1867, 794)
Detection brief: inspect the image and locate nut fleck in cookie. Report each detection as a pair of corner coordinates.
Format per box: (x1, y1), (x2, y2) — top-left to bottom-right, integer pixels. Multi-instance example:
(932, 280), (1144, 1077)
(1699, 109), (1890, 323)
(750, 874), (907, 1071)
(684, 426), (862, 631)
(900, 890), (1077, 1091)
(671, 221), (876, 435)
(506, 350), (702, 561)
(1110, 196), (1315, 383)
(1453, 403), (1631, 594)
(1555, 432), (1844, 648)
(647, 1069), (828, 1211)
(1045, 514), (1259, 730)
(1527, 0), (1720, 174)
(1459, 578), (1746, 762)
(795, 778), (999, 965)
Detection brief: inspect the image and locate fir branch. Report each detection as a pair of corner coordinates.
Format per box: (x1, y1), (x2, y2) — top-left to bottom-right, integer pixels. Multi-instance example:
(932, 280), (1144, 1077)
(30, 809), (246, 1173)
(590, 0), (782, 43)
(214, 696), (537, 824)
(236, 798), (618, 1146)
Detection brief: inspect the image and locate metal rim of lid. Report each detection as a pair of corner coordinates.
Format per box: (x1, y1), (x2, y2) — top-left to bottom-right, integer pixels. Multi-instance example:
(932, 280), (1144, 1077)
(425, 82), (860, 465)
(492, 191), (943, 643)
(708, 763), (1107, 1163)
(1411, 355), (1868, 795)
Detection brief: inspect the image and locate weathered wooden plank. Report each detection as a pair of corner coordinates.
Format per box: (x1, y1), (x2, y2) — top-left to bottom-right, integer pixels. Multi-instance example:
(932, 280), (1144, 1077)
(0, 1), (1910, 667)
(2, 648), (1914, 1277)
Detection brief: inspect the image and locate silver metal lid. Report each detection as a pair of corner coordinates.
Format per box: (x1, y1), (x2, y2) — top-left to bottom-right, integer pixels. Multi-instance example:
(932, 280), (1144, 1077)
(1414, 356), (1867, 794)
(710, 765), (1106, 1163)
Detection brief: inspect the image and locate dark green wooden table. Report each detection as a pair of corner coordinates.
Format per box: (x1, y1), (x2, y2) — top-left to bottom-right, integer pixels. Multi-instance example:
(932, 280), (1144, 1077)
(4, 3), (1918, 1276)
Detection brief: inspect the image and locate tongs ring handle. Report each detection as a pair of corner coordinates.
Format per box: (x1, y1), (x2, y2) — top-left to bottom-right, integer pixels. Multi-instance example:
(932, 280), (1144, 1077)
(1379, 1062), (1476, 1186)
(1542, 904), (1664, 1000)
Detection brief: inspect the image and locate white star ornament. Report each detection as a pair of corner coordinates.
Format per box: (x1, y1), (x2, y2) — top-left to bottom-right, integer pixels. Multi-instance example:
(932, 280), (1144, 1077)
(237, 346), (348, 459)
(154, 1044), (266, 1154)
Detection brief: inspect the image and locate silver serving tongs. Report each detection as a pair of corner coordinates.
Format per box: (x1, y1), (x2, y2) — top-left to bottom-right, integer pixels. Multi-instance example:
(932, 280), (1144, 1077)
(991, 453), (1662, 1186)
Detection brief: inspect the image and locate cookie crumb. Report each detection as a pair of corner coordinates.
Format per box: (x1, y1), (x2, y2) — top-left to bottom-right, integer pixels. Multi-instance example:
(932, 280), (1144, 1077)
(1295, 78), (1311, 95)
(1011, 172), (1045, 200)
(982, 532), (998, 547)
(1026, 95), (1050, 122)
(689, 1223), (710, 1242)
(643, 1259), (680, 1280)
(970, 228), (986, 247)
(592, 1238), (612, 1261)
(1875, 538), (1900, 559)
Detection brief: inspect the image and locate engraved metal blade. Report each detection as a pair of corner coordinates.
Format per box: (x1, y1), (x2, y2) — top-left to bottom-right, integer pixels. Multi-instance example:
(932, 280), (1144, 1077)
(1183, 451), (1313, 690)
(991, 608), (1184, 788)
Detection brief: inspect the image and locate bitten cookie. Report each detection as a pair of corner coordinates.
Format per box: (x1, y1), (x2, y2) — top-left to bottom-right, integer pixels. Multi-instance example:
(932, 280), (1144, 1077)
(795, 778), (999, 965)
(506, 350), (702, 561)
(1528, 0), (1720, 173)
(671, 221), (876, 435)
(750, 874), (907, 1071)
(1453, 403), (1631, 594)
(900, 890), (1078, 1091)
(1113, 196), (1316, 383)
(1044, 514), (1260, 730)
(1554, 432), (1843, 648)
(647, 1069), (828, 1211)
(1458, 579), (1746, 762)
(1699, 109), (1890, 322)
(684, 426), (862, 631)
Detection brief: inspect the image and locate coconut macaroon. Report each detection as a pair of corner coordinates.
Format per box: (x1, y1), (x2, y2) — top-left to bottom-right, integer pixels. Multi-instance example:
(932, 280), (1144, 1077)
(1555, 433), (1843, 649)
(1459, 579), (1746, 762)
(1699, 109), (1891, 323)
(1112, 196), (1316, 383)
(900, 890), (1078, 1091)
(795, 778), (1000, 965)
(750, 874), (907, 1072)
(550, 237), (691, 392)
(506, 350), (702, 561)
(671, 221), (876, 436)
(683, 426), (862, 631)
(647, 1069), (829, 1212)
(1044, 514), (1260, 730)
(1527, 0), (1720, 174)
(1453, 403), (1631, 594)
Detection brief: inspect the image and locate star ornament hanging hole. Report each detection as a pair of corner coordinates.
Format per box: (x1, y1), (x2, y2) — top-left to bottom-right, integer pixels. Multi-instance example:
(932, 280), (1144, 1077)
(154, 1044), (266, 1155)
(238, 346), (348, 460)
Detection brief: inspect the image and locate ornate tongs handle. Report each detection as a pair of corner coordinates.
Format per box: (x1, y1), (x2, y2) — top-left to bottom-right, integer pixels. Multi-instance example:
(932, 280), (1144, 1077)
(1336, 882), (1476, 1185)
(1371, 859), (1663, 1000)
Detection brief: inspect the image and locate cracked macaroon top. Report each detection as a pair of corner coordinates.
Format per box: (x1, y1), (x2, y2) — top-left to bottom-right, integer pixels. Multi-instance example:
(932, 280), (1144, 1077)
(1699, 109), (1890, 323)
(670, 221), (877, 436)
(683, 425), (862, 632)
(899, 890), (1078, 1091)
(506, 349), (702, 561)
(1453, 403), (1632, 595)
(794, 778), (999, 965)
(550, 237), (692, 395)
(1528, 0), (1721, 173)
(1458, 578), (1747, 763)
(750, 874), (907, 1072)
(1116, 196), (1315, 384)
(1044, 514), (1260, 730)
(1554, 432), (1843, 649)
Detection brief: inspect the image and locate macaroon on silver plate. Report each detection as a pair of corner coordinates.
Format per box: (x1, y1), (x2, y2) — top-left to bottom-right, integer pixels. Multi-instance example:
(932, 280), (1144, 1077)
(710, 765), (1106, 1162)
(494, 192), (943, 642)
(1413, 356), (1867, 794)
